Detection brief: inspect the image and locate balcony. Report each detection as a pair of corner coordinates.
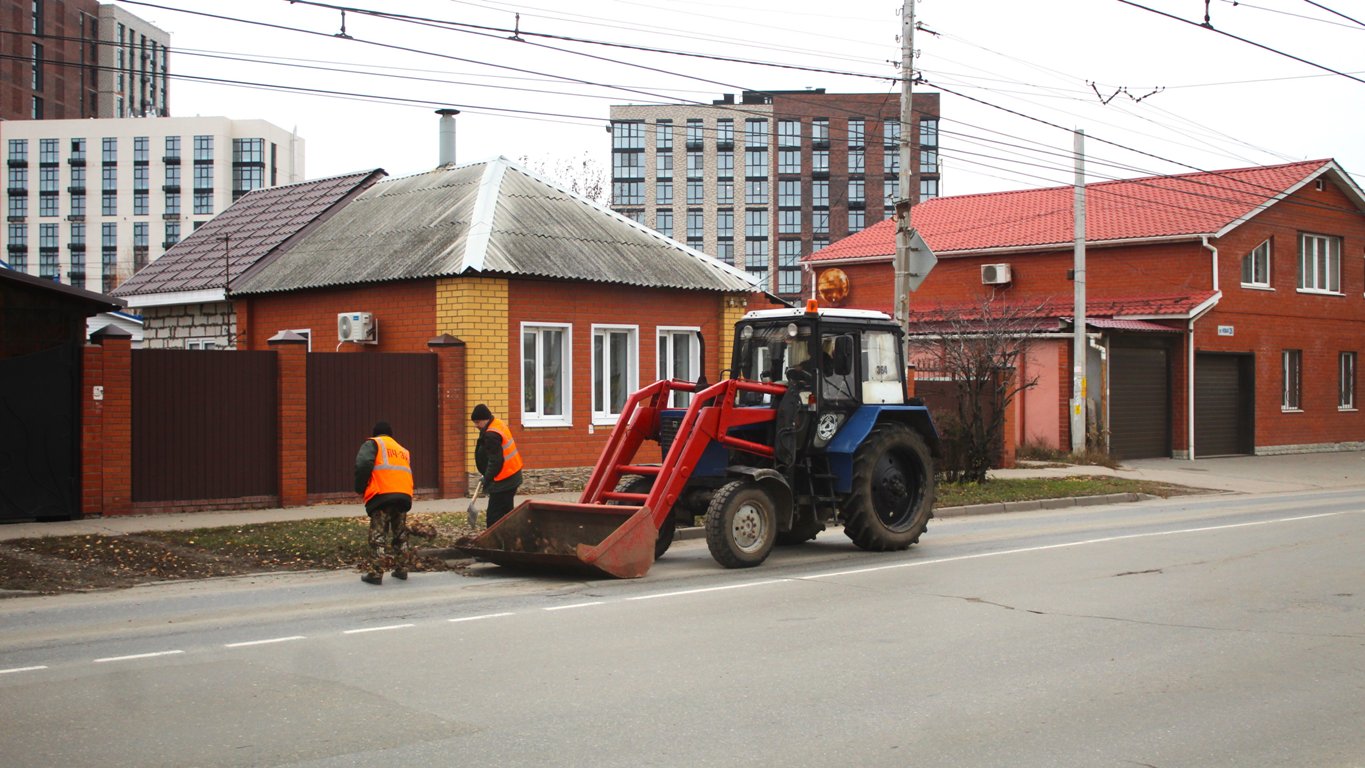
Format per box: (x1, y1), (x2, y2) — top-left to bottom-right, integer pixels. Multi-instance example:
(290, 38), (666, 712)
(67, 242), (86, 251)
(162, 240), (179, 249)
(162, 155), (181, 164)
(6, 187), (26, 196)
(162, 184), (180, 193)
(6, 159), (27, 168)
(6, 215), (26, 223)
(67, 186), (85, 194)
(66, 214), (85, 222)
(67, 157), (86, 167)
(161, 212), (180, 221)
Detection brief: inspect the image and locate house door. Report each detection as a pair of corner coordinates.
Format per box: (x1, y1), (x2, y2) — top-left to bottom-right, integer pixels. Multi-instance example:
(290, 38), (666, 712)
(1108, 342), (1170, 459)
(1195, 353), (1254, 457)
(0, 344), (79, 521)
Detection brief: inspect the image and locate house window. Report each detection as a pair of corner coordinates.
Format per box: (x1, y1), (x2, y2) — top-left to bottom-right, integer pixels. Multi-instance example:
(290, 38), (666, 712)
(1341, 352), (1357, 410)
(715, 119), (734, 148)
(716, 151), (734, 179)
(522, 323), (570, 424)
(658, 328), (701, 407)
(656, 210), (672, 238)
(1241, 239), (1271, 287)
(744, 179), (768, 205)
(1298, 233), (1340, 293)
(186, 338), (217, 351)
(656, 181), (672, 205)
(655, 120), (672, 151)
(613, 181), (643, 206)
(777, 239), (802, 294)
(592, 325), (638, 422)
(1282, 349), (1302, 411)
(655, 152), (673, 180)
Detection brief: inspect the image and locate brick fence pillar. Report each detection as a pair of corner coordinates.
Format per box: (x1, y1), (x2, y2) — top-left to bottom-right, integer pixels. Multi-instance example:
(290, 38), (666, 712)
(269, 331), (309, 507)
(89, 326), (133, 516)
(429, 334), (468, 499)
(81, 339), (104, 516)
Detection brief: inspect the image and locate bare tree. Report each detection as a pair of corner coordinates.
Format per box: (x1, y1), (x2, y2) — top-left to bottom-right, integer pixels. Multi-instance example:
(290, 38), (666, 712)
(910, 296), (1047, 483)
(517, 151), (608, 206)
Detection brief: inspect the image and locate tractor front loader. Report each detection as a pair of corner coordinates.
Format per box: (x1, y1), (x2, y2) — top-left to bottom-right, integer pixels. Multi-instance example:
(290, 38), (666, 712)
(456, 303), (940, 579)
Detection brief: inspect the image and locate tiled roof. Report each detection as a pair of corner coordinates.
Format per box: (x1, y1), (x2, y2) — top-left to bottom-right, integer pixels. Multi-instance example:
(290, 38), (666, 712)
(810, 160), (1345, 262)
(232, 156), (758, 295)
(112, 170), (385, 299)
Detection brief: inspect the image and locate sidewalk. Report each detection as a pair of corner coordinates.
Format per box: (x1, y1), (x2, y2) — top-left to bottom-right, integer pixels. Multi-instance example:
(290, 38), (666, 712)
(3, 451), (1360, 541)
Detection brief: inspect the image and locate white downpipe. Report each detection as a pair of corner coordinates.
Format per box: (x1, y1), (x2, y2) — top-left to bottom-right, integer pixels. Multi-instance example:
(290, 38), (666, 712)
(1190, 236), (1219, 460)
(1201, 235), (1219, 293)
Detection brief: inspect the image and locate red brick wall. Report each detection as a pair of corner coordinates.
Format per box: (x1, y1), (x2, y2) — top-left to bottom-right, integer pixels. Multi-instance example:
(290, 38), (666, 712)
(818, 177), (1365, 453)
(238, 281), (436, 352)
(506, 281), (729, 469)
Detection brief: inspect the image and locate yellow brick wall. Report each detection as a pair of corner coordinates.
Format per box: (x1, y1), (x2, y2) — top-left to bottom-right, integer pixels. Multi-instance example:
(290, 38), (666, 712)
(436, 276), (509, 473)
(719, 295), (748, 378)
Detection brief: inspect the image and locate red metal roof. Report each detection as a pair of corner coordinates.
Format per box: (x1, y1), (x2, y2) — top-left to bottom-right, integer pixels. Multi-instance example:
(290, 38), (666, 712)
(906, 291), (1216, 325)
(810, 160), (1336, 262)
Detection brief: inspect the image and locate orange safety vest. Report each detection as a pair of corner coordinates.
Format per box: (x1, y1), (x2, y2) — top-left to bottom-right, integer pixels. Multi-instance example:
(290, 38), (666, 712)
(364, 434), (414, 503)
(485, 417), (524, 481)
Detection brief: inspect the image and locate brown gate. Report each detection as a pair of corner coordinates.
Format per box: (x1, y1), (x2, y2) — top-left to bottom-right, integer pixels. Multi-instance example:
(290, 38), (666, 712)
(1195, 353), (1254, 457)
(1109, 342), (1171, 459)
(306, 353), (438, 496)
(132, 350), (279, 503)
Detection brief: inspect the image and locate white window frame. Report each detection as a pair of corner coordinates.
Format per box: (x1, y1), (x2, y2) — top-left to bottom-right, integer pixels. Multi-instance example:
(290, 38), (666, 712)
(185, 337), (217, 351)
(657, 326), (701, 408)
(1341, 351), (1357, 411)
(1298, 232), (1341, 294)
(1241, 238), (1271, 289)
(521, 322), (572, 427)
(591, 324), (639, 425)
(1282, 349), (1302, 412)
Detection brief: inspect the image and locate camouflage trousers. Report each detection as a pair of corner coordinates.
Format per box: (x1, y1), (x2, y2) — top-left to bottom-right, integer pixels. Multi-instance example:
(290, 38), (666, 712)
(366, 506), (411, 576)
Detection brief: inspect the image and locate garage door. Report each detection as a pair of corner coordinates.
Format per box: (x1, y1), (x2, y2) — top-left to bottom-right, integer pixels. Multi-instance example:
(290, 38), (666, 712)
(1195, 353), (1253, 457)
(1109, 345), (1170, 459)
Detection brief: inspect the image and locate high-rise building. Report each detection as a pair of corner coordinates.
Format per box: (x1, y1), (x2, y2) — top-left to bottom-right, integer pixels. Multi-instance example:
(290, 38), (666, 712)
(1, 0), (169, 121)
(609, 89), (941, 298)
(2, 117), (304, 292)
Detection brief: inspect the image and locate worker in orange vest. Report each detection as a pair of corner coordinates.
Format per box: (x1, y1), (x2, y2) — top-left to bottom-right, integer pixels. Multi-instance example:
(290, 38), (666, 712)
(354, 421), (414, 585)
(470, 404), (524, 528)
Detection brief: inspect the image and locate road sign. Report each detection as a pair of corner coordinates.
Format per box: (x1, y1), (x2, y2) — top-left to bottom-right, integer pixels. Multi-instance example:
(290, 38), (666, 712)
(896, 228), (937, 292)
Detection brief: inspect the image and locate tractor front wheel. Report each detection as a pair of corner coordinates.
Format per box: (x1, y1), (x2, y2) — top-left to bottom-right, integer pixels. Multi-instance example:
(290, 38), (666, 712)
(705, 480), (777, 568)
(841, 424), (935, 551)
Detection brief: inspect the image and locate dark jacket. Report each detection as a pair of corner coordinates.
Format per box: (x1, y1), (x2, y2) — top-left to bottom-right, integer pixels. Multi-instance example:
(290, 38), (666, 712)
(474, 427), (523, 493)
(354, 437), (413, 514)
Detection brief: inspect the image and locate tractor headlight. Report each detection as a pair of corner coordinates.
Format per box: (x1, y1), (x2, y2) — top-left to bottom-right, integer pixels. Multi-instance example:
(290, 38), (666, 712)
(786, 322), (799, 338)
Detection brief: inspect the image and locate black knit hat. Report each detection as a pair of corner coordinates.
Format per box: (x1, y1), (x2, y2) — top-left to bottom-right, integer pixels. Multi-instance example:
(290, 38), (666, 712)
(470, 404), (493, 422)
(372, 421), (392, 437)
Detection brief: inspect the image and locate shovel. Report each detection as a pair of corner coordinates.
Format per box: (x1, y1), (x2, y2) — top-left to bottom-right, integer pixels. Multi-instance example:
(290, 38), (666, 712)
(466, 479), (485, 529)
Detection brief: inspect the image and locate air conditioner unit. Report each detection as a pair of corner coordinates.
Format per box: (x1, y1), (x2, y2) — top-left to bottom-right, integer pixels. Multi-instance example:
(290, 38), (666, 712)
(981, 263), (1012, 285)
(337, 311), (376, 343)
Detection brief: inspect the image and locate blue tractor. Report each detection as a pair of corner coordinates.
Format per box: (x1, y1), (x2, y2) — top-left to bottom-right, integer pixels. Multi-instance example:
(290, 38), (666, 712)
(457, 303), (940, 578)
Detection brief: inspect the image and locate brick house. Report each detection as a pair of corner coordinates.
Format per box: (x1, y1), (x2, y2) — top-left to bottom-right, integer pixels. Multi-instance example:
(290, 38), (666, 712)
(112, 169), (385, 348)
(228, 156), (760, 480)
(806, 160), (1365, 459)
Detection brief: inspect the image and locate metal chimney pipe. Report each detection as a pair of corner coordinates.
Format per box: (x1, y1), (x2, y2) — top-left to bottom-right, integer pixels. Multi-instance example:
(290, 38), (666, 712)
(436, 108), (460, 166)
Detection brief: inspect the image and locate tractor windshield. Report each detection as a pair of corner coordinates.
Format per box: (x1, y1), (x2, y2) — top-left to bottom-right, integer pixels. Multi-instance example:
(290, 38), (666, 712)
(735, 321), (813, 386)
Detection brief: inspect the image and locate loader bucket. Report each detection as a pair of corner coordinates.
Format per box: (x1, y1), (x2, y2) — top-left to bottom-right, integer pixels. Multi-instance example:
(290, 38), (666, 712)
(455, 500), (658, 579)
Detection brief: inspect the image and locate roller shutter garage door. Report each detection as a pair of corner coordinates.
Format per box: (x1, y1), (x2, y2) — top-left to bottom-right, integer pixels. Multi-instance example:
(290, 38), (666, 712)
(1195, 353), (1253, 457)
(1109, 344), (1170, 459)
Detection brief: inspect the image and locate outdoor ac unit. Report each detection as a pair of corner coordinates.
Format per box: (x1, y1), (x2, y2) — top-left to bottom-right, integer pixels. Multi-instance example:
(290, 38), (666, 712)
(981, 263), (1012, 285)
(337, 312), (376, 343)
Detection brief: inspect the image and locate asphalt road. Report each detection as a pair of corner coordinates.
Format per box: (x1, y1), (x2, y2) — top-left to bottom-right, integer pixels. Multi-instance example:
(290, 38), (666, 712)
(1, 490), (1361, 767)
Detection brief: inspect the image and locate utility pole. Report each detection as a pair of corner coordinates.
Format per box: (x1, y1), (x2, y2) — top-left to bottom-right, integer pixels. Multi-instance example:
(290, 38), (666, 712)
(893, 0), (916, 353)
(1070, 129), (1087, 453)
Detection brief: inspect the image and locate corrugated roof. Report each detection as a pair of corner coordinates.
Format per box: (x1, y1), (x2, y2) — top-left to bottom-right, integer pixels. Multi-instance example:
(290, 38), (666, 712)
(906, 292), (1217, 328)
(232, 156), (758, 295)
(112, 170), (385, 298)
(810, 159), (1351, 262)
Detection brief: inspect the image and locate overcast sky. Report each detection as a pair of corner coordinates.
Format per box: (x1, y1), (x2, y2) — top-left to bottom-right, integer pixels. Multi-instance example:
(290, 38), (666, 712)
(122, 0), (1365, 196)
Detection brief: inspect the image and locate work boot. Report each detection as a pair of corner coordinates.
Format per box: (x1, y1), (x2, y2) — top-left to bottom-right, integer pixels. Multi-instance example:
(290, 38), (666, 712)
(391, 568), (408, 580)
(361, 573), (383, 585)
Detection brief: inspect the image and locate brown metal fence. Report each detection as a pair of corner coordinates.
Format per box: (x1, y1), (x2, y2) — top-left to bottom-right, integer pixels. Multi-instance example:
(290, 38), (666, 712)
(132, 350), (279, 503)
(915, 370), (1005, 470)
(306, 353), (438, 495)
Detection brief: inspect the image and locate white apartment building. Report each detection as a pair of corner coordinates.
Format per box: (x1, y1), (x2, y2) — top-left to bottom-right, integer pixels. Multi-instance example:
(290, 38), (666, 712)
(98, 4), (171, 118)
(2, 116), (303, 293)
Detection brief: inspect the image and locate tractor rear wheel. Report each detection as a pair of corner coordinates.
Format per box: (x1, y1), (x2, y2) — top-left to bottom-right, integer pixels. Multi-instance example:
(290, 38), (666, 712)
(615, 476), (675, 560)
(841, 424), (935, 551)
(705, 480), (777, 568)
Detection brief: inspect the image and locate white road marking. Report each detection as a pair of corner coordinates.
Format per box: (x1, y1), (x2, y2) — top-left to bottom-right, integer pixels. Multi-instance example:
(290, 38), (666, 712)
(544, 601), (604, 611)
(804, 512), (1350, 580)
(448, 612), (514, 623)
(343, 623), (414, 635)
(93, 650), (184, 663)
(0, 666), (48, 675)
(627, 579), (792, 601)
(224, 635), (306, 648)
